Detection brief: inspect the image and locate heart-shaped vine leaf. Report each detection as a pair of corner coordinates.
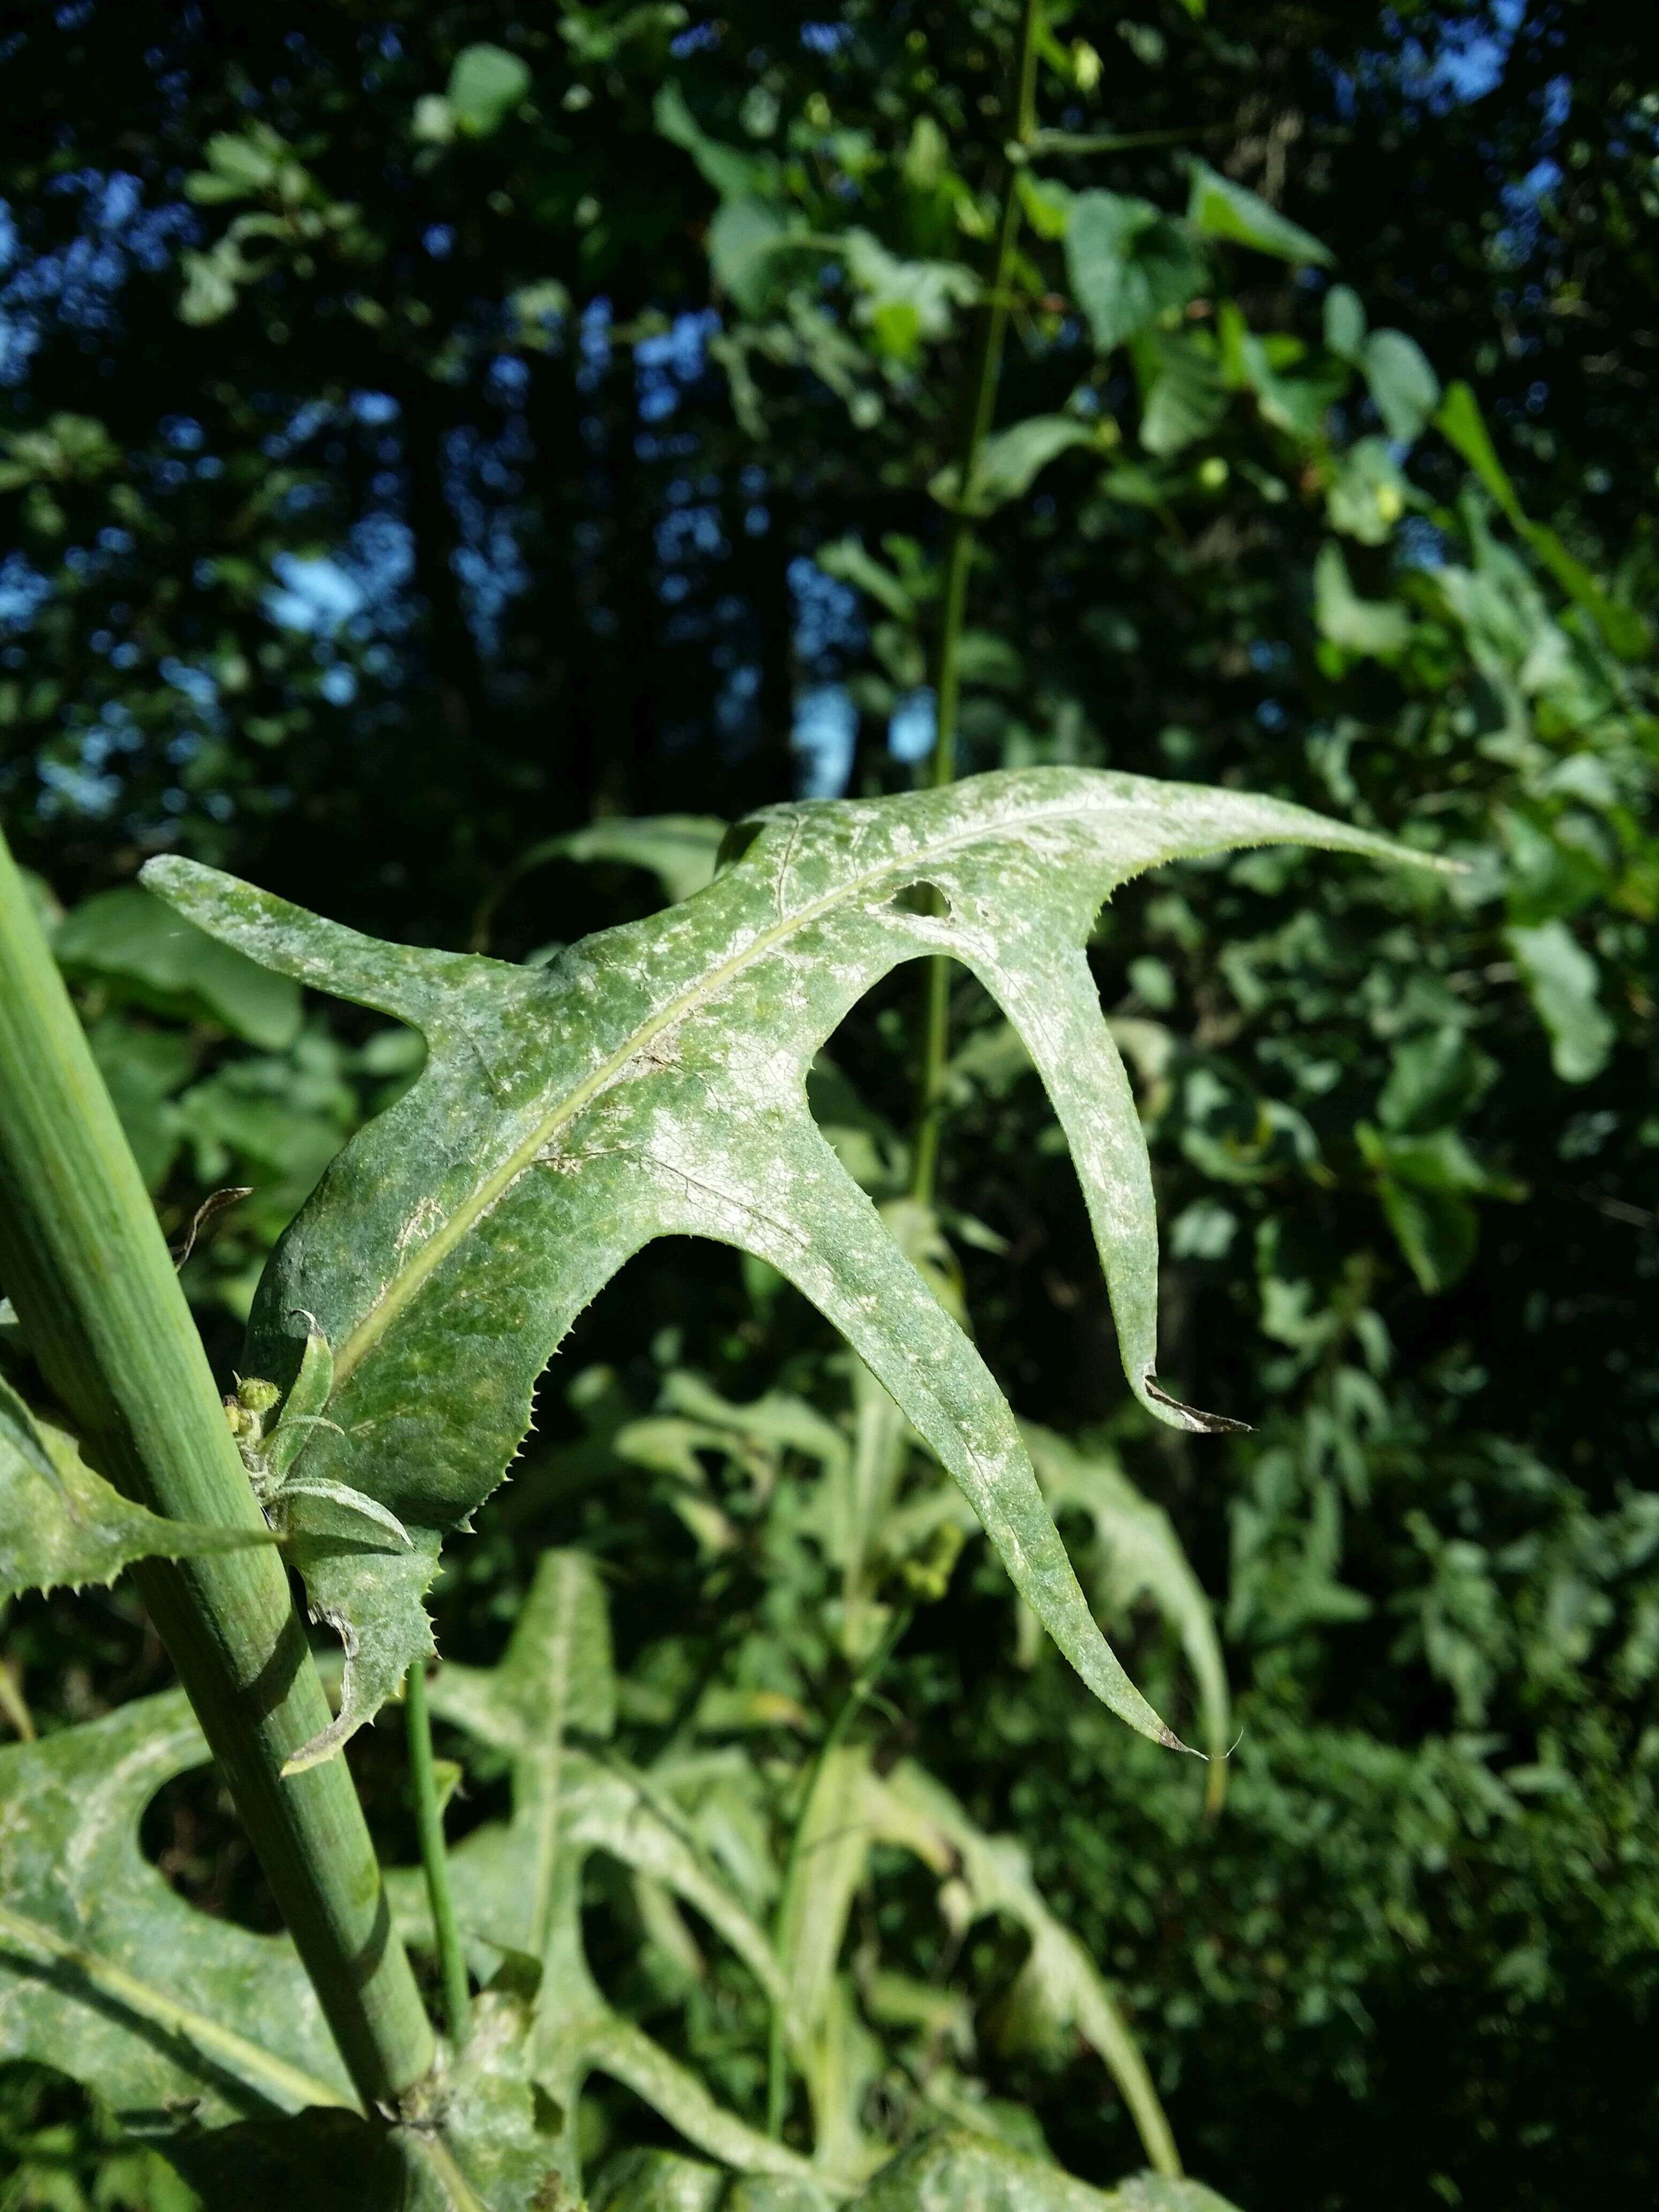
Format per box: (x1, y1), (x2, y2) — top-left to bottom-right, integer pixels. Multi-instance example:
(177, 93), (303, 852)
(143, 766), (1440, 1768)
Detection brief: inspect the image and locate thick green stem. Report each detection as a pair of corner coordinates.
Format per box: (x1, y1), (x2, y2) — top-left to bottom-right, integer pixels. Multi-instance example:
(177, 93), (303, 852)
(0, 823), (435, 2110)
(910, 0), (1043, 1208)
(406, 1658), (471, 2046)
(766, 1605), (914, 2139)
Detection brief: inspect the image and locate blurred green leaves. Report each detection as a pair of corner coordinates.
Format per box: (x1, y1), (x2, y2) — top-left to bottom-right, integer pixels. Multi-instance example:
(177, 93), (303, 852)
(1506, 919), (1615, 1083)
(0, 413), (120, 492)
(1313, 543), (1410, 659)
(1358, 1124), (1520, 1295)
(1134, 334), (1227, 458)
(937, 417), (1100, 514)
(444, 44), (532, 137)
(1438, 382), (1649, 658)
(414, 43), (534, 143)
(54, 885), (301, 1048)
(1066, 192), (1206, 353)
(1183, 162), (1333, 267)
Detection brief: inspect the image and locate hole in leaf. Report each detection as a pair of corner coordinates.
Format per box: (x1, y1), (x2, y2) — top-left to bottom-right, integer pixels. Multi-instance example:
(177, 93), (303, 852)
(888, 879), (951, 919)
(140, 1767), (284, 1934)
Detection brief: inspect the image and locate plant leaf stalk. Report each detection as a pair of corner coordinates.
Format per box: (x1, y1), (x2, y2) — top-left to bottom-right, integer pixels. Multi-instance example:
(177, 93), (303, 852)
(406, 1657), (472, 2046)
(766, 1604), (914, 2138)
(910, 0), (1043, 1208)
(0, 821), (435, 2110)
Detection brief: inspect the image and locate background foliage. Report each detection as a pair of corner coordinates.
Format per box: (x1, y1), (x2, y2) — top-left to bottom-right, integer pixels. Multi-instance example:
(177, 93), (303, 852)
(2, 3), (1657, 2207)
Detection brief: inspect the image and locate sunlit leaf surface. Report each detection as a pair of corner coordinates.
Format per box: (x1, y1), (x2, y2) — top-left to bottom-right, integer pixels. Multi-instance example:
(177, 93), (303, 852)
(145, 767), (1438, 1765)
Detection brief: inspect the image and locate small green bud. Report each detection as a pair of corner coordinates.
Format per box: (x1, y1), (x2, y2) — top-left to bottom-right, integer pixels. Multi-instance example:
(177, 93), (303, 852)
(236, 1376), (282, 1415)
(222, 1395), (255, 1440)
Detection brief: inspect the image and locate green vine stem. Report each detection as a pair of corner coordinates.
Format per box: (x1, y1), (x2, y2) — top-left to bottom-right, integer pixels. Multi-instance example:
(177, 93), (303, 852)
(766, 1604), (914, 2139)
(406, 1657), (472, 2046)
(0, 822), (435, 2110)
(909, 0), (1043, 1208)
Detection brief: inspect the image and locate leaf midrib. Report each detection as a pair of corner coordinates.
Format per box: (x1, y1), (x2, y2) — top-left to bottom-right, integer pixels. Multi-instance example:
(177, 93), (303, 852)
(0, 1900), (355, 2114)
(331, 791), (1108, 1390)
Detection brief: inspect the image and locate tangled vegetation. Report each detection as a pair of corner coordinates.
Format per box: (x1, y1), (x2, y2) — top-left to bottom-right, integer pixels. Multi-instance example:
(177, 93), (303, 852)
(2, 3), (1656, 2206)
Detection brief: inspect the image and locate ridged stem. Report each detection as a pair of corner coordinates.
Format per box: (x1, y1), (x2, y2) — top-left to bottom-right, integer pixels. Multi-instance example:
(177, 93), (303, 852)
(0, 821), (435, 2110)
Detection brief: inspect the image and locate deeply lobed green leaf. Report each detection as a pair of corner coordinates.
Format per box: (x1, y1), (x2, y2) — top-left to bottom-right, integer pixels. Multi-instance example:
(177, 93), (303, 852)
(144, 767), (1442, 1767)
(391, 1547), (1195, 2193)
(390, 1551), (821, 2194)
(0, 1691), (353, 2130)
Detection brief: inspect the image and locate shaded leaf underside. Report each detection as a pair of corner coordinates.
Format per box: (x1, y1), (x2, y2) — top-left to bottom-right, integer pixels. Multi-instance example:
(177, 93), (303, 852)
(144, 767), (1440, 1767)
